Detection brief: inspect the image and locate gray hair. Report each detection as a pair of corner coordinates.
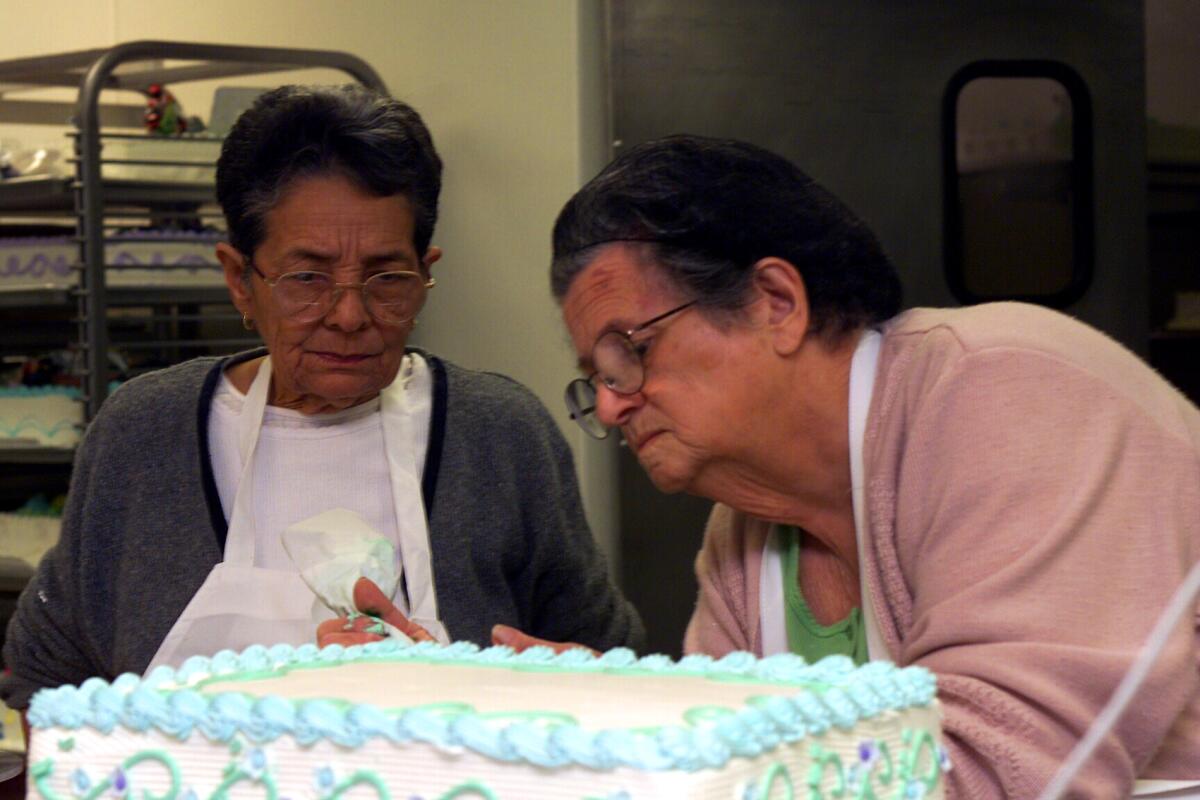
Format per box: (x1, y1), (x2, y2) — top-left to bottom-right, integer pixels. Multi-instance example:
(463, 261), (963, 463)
(216, 84), (442, 260)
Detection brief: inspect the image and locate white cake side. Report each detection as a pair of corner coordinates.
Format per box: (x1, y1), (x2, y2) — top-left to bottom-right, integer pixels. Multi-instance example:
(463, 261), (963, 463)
(0, 388), (82, 448)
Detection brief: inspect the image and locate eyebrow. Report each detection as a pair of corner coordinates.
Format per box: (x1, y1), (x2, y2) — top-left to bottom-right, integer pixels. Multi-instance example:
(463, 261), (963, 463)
(363, 251), (418, 268)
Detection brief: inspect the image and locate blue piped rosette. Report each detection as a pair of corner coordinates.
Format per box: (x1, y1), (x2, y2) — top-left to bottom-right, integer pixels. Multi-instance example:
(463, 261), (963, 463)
(27, 640), (938, 773)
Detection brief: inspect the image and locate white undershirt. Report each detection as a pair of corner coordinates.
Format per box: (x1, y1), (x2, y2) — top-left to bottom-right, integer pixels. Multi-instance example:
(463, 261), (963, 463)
(207, 354), (432, 570)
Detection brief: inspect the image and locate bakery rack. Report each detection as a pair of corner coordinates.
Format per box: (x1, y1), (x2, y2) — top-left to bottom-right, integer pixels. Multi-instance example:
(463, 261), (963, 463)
(0, 41), (387, 458)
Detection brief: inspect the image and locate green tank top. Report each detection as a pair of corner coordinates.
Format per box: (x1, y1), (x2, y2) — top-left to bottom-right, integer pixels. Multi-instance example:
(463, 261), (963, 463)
(780, 525), (868, 665)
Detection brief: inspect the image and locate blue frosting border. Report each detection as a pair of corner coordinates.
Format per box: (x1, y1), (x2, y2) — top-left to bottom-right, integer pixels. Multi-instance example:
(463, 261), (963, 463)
(0, 382), (122, 399)
(28, 640), (938, 773)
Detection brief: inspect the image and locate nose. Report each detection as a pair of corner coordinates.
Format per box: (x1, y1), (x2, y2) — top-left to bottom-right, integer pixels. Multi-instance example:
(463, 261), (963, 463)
(324, 285), (371, 331)
(594, 382), (643, 429)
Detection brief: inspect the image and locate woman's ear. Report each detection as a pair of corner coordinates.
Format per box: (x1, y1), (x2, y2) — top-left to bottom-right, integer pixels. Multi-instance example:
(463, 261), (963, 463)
(421, 245), (442, 281)
(216, 242), (254, 316)
(751, 257), (810, 355)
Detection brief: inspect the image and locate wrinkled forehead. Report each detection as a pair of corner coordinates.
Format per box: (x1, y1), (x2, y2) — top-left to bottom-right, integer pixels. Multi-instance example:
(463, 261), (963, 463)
(561, 244), (681, 343)
(258, 174), (421, 258)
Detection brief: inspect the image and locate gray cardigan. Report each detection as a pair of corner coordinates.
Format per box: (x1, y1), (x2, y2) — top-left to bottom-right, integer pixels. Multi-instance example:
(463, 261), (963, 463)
(1, 350), (643, 708)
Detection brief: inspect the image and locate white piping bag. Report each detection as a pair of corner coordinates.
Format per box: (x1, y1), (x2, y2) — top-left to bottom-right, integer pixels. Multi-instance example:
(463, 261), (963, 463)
(281, 508), (414, 644)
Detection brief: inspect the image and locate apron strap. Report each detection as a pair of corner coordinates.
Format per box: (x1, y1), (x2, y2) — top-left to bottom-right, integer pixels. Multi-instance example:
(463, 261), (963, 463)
(849, 329), (887, 661)
(224, 356), (273, 565)
(759, 526), (789, 656)
(380, 355), (445, 640)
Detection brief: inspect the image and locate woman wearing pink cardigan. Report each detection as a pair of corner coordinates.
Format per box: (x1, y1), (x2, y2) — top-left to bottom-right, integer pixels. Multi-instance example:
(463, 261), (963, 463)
(549, 135), (1200, 798)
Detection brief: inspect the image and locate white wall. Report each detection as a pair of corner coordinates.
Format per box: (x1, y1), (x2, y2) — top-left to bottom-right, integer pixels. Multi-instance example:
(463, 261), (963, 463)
(0, 0), (621, 568)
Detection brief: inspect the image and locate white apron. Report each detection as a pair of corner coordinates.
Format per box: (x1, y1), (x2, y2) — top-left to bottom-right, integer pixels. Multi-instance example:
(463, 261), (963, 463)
(147, 356), (447, 672)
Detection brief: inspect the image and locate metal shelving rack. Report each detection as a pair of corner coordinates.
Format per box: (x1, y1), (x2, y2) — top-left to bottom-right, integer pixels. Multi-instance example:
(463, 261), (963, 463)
(0, 41), (387, 462)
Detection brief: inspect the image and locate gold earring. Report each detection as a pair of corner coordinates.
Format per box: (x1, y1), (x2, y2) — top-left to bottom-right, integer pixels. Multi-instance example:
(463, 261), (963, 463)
(242, 314), (255, 331)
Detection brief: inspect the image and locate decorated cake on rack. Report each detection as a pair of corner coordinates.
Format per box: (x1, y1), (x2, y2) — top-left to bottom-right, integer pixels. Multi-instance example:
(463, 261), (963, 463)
(0, 229), (224, 292)
(0, 494), (62, 580)
(24, 640), (950, 799)
(0, 386), (83, 448)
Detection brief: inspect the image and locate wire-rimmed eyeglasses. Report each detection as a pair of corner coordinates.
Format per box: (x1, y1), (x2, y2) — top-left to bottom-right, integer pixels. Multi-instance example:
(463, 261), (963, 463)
(564, 300), (696, 439)
(248, 261), (435, 325)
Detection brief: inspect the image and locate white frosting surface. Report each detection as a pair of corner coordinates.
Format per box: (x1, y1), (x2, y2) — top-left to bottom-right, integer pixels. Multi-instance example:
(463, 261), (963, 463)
(199, 660), (810, 729)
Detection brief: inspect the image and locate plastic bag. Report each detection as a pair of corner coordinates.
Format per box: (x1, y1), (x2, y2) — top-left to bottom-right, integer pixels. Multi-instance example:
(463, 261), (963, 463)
(281, 508), (412, 643)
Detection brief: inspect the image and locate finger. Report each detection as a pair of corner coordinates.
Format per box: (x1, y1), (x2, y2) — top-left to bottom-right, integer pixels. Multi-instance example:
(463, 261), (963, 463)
(316, 618), (348, 640)
(316, 616), (369, 647)
(351, 577), (409, 631)
(319, 614), (379, 637)
(318, 618), (380, 649)
(352, 577), (436, 642)
(491, 624), (598, 656)
(404, 622), (436, 642)
(321, 632), (386, 648)
(352, 577), (395, 617)
(385, 616), (435, 643)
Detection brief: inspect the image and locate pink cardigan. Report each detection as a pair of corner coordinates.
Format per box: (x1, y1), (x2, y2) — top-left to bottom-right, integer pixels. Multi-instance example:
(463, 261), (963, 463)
(685, 304), (1200, 798)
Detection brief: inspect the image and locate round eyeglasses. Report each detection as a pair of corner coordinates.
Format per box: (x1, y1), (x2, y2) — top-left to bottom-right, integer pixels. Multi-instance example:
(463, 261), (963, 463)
(249, 261), (435, 325)
(564, 300), (696, 439)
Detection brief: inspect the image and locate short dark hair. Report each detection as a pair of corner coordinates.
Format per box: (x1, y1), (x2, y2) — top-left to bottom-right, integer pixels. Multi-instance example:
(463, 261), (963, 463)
(551, 135), (902, 340)
(216, 84), (442, 259)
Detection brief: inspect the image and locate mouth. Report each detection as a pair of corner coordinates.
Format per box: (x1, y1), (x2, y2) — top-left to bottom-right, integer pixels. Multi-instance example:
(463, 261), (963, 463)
(310, 351), (378, 366)
(633, 430), (664, 453)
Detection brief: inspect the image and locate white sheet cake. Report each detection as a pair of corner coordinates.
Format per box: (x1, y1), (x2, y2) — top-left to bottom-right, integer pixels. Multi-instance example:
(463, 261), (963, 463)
(24, 640), (950, 799)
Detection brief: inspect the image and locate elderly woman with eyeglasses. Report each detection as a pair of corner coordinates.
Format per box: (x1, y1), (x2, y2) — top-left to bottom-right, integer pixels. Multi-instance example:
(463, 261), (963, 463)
(0, 86), (642, 711)
(546, 136), (1200, 798)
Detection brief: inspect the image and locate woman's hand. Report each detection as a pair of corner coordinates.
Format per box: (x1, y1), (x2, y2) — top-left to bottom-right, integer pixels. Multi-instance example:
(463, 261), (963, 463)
(490, 624), (599, 657)
(314, 580), (598, 656)
(316, 577), (435, 648)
